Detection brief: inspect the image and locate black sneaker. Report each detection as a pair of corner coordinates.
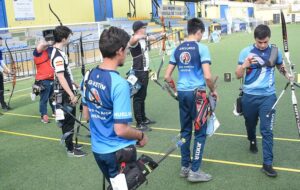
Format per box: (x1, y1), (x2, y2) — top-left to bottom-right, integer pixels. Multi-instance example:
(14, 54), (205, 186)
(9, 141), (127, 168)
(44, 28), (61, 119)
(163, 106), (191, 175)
(143, 117), (156, 125)
(2, 105), (11, 112)
(74, 144), (83, 150)
(261, 164), (277, 177)
(136, 123), (152, 132)
(67, 149), (87, 158)
(249, 140), (258, 153)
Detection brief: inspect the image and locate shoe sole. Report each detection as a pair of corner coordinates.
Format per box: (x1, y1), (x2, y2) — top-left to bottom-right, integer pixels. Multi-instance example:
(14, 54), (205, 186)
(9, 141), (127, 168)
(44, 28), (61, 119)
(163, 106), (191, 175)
(261, 168), (277, 177)
(67, 154), (87, 158)
(179, 173), (188, 178)
(187, 177), (212, 182)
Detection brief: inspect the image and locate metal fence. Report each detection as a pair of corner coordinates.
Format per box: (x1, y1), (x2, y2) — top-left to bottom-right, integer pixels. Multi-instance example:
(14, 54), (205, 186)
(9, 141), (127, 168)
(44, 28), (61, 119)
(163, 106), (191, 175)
(2, 30), (182, 82)
(2, 39), (103, 82)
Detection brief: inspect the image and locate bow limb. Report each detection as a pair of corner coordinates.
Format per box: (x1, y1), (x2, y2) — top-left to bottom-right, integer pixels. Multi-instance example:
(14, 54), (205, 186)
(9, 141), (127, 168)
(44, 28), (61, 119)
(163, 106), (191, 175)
(80, 33), (85, 76)
(49, 4), (63, 26)
(157, 16), (166, 79)
(74, 33), (88, 145)
(280, 10), (300, 136)
(5, 39), (16, 108)
(149, 73), (178, 101)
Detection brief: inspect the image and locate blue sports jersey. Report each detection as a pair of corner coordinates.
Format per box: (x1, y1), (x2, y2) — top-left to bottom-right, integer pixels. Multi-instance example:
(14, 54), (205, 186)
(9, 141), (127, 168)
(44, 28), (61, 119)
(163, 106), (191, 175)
(82, 67), (136, 154)
(169, 41), (211, 91)
(238, 44), (283, 96)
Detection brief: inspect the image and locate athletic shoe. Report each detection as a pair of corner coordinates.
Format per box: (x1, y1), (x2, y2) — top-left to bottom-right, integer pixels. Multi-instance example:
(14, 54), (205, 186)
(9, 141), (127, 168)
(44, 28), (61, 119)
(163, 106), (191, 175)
(143, 117), (156, 125)
(249, 140), (258, 153)
(67, 149), (87, 158)
(261, 164), (277, 177)
(41, 115), (50, 123)
(187, 170), (212, 182)
(2, 105), (11, 112)
(136, 123), (152, 132)
(179, 166), (191, 178)
(74, 144), (83, 150)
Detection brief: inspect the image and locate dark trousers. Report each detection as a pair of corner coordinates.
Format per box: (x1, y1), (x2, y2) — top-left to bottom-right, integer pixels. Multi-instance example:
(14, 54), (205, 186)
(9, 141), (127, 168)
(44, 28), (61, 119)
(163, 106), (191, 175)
(241, 93), (277, 165)
(93, 145), (137, 182)
(39, 80), (55, 116)
(93, 151), (119, 182)
(0, 73), (7, 108)
(133, 71), (149, 124)
(60, 92), (76, 151)
(178, 90), (207, 172)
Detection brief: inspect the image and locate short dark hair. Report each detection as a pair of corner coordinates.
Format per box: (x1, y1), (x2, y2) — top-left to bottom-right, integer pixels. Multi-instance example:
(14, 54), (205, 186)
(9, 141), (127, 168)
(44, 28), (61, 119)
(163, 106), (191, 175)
(0, 37), (2, 40)
(99, 27), (130, 58)
(187, 18), (205, 35)
(254, 24), (271, 40)
(54, 26), (72, 43)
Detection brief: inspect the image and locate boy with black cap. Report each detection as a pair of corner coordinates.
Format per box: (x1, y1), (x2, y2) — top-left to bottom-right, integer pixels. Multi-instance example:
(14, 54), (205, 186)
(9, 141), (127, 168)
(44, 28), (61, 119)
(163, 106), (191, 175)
(128, 21), (165, 131)
(32, 30), (55, 123)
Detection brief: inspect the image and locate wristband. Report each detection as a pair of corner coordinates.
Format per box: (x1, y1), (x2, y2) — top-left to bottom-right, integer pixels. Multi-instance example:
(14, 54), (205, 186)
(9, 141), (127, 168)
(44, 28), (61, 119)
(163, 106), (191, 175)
(138, 132), (144, 141)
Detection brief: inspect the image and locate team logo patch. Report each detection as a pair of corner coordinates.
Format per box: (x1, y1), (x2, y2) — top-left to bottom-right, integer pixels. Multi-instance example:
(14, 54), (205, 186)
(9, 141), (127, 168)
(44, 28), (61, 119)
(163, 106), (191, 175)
(89, 88), (102, 106)
(179, 52), (191, 65)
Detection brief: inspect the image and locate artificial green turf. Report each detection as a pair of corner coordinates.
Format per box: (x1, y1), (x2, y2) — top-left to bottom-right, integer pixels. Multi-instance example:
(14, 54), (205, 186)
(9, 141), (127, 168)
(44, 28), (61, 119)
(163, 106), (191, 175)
(1, 24), (300, 190)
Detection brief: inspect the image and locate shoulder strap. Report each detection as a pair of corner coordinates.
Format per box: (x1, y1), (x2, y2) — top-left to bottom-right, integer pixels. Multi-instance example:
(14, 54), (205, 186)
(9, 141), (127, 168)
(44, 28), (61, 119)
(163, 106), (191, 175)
(266, 44), (278, 67)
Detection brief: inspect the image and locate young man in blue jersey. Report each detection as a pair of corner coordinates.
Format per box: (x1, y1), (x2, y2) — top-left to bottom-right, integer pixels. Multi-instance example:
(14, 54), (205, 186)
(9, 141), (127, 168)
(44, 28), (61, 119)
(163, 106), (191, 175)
(235, 24), (291, 177)
(165, 18), (218, 182)
(82, 27), (148, 183)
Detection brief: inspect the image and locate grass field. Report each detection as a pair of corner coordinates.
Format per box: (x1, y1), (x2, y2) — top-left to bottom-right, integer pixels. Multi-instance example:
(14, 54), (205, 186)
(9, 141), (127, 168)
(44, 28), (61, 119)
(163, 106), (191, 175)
(1, 24), (300, 190)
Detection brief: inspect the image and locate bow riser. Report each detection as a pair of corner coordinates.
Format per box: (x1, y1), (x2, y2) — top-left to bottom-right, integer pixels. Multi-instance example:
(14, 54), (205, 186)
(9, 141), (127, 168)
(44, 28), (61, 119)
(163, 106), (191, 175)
(5, 39), (17, 107)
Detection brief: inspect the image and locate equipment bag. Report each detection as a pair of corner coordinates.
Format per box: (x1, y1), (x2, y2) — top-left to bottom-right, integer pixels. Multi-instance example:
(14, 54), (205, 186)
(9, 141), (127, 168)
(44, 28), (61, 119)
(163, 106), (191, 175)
(107, 154), (158, 190)
(235, 91), (243, 116)
(194, 89), (210, 131)
(32, 80), (45, 96)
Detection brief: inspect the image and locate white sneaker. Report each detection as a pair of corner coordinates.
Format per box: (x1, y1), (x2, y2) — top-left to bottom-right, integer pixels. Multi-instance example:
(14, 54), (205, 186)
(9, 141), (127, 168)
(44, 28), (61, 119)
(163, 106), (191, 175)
(187, 170), (212, 182)
(179, 166), (190, 178)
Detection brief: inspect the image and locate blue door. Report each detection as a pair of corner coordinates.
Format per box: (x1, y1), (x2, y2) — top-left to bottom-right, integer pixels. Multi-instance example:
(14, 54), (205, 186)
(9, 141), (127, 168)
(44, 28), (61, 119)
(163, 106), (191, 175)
(186, 2), (195, 18)
(94, 0), (113, 21)
(220, 5), (228, 19)
(152, 0), (162, 18)
(248, 7), (254, 18)
(0, 0), (7, 28)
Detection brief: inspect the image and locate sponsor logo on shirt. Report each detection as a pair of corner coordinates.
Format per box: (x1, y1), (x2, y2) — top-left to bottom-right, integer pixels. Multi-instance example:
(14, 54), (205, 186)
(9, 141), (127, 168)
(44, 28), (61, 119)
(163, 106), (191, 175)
(89, 87), (102, 105)
(88, 80), (106, 90)
(180, 52), (191, 65)
(55, 60), (63, 66)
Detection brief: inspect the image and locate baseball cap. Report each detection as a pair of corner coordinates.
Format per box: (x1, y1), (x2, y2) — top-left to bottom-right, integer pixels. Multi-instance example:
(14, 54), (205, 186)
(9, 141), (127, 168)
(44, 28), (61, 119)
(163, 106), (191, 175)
(132, 21), (148, 32)
(42, 29), (55, 41)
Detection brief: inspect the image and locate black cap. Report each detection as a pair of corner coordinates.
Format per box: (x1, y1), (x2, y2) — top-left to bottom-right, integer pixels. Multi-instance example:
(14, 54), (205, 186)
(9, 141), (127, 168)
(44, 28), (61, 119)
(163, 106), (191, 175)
(132, 21), (148, 32)
(42, 29), (55, 41)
